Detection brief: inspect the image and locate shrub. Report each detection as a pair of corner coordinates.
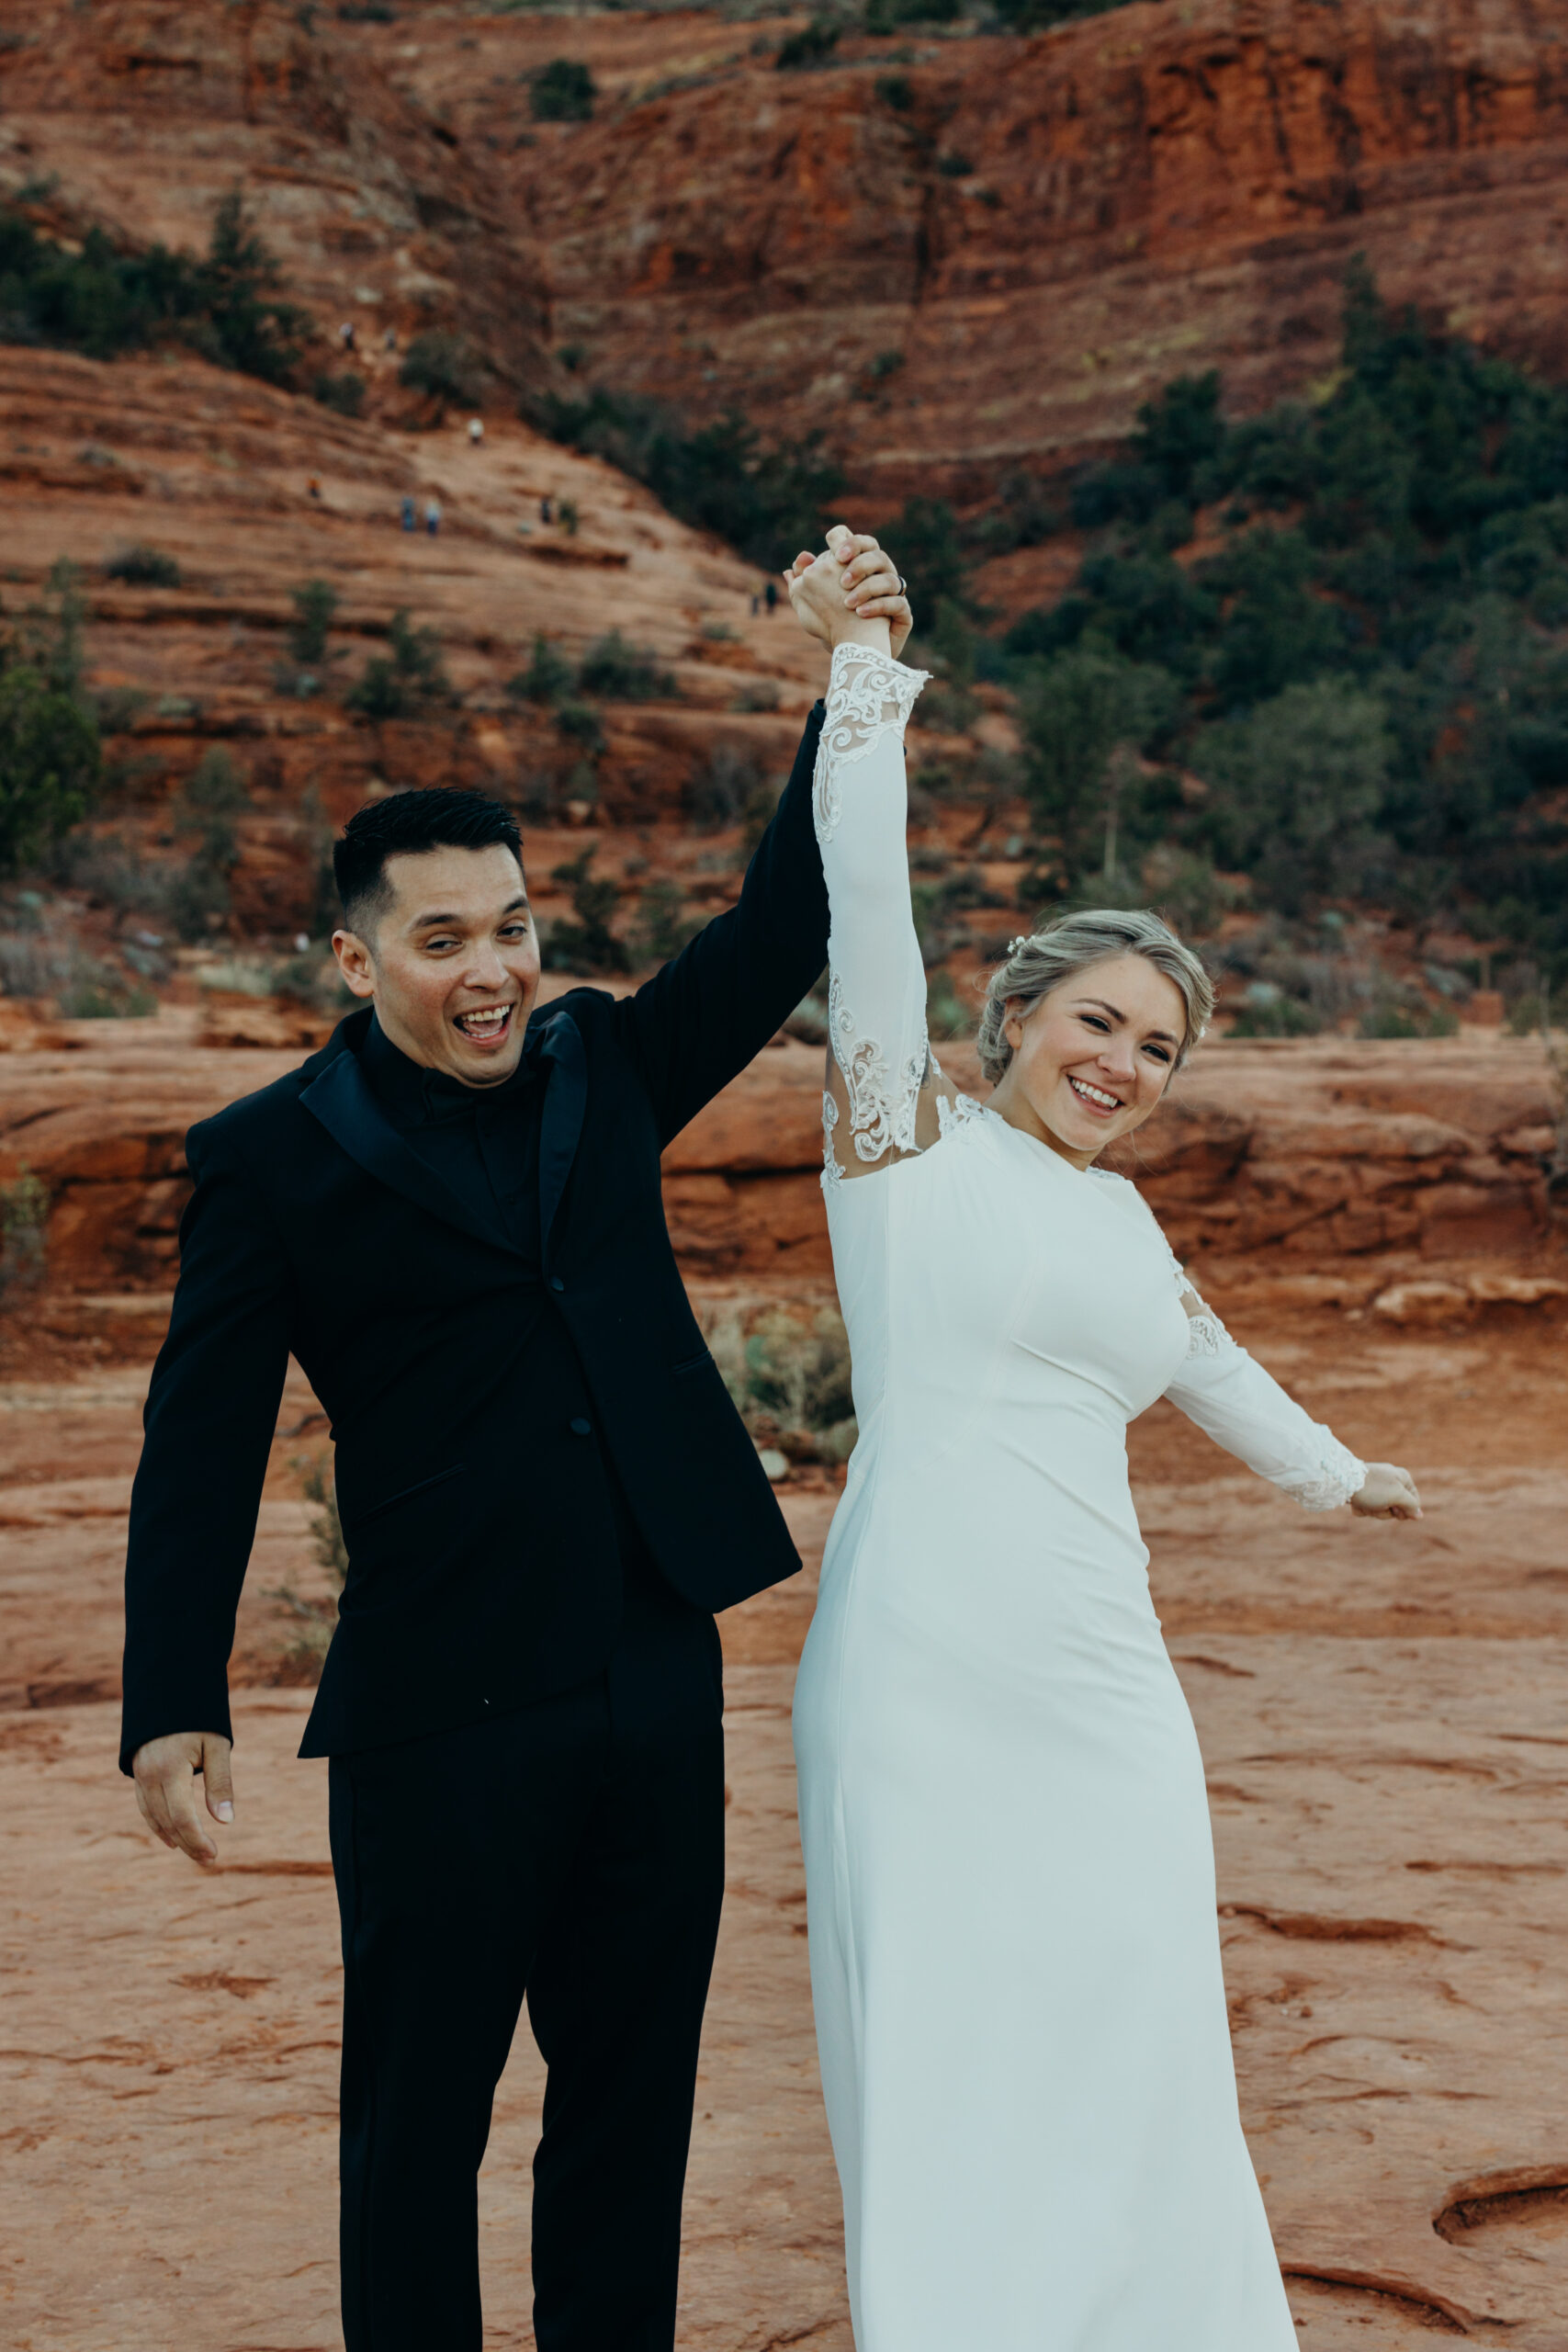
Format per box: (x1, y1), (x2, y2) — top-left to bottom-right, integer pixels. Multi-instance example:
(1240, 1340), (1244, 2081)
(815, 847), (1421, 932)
(171, 746), (248, 941)
(507, 633), (574, 706)
(288, 578), (339, 667)
(703, 1302), (856, 1464)
(554, 700), (604, 753)
(775, 21), (839, 70)
(313, 369), (365, 416)
(346, 608), (450, 718)
(55, 957), (156, 1018)
(0, 189), (308, 384)
(399, 329), (484, 411)
(690, 741), (762, 831)
(0, 1163), (48, 1295)
(543, 847), (627, 973)
(0, 665), (101, 874)
(529, 59), (595, 120)
(105, 544), (181, 588)
(1228, 985), (1321, 1038)
(1193, 682), (1390, 913)
(537, 390), (842, 573)
(575, 628), (676, 701)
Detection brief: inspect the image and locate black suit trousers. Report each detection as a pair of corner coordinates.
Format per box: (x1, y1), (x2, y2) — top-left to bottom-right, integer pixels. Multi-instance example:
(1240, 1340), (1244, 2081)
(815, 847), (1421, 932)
(327, 1598), (726, 2352)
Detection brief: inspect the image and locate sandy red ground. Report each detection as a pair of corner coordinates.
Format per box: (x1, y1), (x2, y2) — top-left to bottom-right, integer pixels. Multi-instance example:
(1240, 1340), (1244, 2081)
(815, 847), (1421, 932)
(4, 1295), (1568, 2348)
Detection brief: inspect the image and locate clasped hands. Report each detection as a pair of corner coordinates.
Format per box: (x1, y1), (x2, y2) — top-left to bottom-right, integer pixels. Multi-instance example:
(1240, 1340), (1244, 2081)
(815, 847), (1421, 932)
(784, 525), (912, 661)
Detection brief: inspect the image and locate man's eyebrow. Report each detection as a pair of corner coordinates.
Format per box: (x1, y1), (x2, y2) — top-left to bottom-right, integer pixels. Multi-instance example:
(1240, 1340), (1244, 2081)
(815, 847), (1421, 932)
(1073, 995), (1180, 1044)
(408, 894), (530, 929)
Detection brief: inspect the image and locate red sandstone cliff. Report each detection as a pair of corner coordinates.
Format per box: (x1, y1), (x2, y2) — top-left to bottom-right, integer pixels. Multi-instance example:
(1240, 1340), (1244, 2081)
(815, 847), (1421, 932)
(396, 0), (1568, 503)
(6, 0), (1568, 513)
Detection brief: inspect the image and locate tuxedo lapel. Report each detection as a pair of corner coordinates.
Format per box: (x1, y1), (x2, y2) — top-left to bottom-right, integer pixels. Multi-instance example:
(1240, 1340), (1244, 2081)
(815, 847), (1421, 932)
(300, 1046), (519, 1256)
(533, 1008), (587, 1272)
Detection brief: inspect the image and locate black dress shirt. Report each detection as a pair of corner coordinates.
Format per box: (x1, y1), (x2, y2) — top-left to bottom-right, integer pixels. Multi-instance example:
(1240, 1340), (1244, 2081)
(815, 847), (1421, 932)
(363, 1013), (698, 1646)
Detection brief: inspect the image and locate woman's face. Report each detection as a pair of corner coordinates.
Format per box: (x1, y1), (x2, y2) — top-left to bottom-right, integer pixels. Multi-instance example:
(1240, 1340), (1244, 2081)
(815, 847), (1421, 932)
(990, 953), (1188, 1167)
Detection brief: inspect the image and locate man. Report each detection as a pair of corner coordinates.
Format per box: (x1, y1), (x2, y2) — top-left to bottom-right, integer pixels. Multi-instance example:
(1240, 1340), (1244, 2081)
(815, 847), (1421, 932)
(122, 536), (911, 2351)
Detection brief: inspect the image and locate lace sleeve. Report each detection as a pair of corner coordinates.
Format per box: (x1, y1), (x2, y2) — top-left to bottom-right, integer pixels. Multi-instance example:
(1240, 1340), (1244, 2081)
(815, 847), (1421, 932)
(814, 641), (931, 1179)
(1129, 1191), (1367, 1510)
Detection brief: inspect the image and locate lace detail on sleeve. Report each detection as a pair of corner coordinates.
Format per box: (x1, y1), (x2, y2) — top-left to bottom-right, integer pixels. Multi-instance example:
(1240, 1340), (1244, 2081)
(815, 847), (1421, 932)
(813, 642), (930, 846)
(1274, 1432), (1369, 1513)
(821, 1090), (842, 1191)
(935, 1091), (986, 1141)
(829, 971), (928, 1162)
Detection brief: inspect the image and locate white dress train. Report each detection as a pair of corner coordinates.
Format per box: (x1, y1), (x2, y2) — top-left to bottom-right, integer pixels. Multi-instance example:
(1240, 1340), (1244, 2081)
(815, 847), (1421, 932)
(792, 641), (1366, 2351)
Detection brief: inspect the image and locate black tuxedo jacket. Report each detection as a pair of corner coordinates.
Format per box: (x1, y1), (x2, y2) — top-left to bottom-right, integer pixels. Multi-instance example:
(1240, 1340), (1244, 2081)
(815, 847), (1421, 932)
(119, 703), (829, 1773)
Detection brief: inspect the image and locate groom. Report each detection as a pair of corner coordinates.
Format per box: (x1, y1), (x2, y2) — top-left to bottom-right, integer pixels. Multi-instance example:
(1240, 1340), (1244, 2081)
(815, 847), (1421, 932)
(120, 537), (911, 2351)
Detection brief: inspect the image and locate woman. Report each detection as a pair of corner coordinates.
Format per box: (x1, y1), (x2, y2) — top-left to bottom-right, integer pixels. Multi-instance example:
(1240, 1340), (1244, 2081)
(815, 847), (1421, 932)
(783, 532), (1421, 2350)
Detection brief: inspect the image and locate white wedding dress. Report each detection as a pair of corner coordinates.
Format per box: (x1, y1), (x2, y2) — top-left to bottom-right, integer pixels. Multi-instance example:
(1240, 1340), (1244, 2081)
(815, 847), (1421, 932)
(792, 642), (1368, 2350)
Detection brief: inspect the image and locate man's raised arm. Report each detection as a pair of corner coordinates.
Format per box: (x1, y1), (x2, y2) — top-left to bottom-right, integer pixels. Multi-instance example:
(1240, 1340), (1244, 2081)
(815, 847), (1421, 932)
(121, 1123), (294, 1864)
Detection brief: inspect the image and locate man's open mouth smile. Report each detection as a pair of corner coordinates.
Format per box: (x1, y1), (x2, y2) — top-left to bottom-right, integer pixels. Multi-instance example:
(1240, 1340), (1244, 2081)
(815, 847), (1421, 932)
(454, 1004), (515, 1046)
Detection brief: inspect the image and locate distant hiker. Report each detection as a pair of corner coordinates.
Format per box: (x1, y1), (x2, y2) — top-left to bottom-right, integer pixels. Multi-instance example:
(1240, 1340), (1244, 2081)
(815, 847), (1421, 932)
(309, 476), (322, 502)
(764, 577), (779, 615)
(540, 493), (553, 525)
(424, 497), (442, 537)
(339, 321), (357, 353)
(400, 494), (416, 533)
(383, 327), (398, 352)
(468, 417), (484, 446)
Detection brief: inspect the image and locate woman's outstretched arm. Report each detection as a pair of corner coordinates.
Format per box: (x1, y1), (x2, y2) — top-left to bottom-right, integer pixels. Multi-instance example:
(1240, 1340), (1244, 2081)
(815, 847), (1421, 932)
(785, 529), (932, 1180)
(1164, 1283), (1421, 1517)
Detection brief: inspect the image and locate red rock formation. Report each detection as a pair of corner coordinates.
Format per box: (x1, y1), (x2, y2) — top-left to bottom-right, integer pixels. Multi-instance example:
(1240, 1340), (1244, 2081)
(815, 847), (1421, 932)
(9, 0), (1568, 516)
(2, 1016), (1558, 1301)
(395, 0), (1568, 503)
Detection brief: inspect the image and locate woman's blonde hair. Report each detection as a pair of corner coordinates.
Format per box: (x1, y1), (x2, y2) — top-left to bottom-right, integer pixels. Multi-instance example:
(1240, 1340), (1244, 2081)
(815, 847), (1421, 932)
(976, 909), (1215, 1084)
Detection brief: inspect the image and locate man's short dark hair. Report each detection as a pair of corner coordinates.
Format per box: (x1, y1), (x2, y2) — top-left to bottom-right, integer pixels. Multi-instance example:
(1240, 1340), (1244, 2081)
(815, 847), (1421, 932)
(333, 788), (523, 937)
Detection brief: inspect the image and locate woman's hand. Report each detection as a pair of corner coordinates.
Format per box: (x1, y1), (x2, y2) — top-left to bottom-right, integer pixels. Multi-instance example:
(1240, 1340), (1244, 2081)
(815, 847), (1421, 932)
(1350, 1463), (1423, 1520)
(784, 527), (913, 661)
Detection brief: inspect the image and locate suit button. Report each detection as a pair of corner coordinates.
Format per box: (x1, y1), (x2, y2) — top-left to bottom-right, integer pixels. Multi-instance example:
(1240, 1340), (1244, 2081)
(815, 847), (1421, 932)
(570, 1417), (592, 1437)
(550, 1276), (565, 1294)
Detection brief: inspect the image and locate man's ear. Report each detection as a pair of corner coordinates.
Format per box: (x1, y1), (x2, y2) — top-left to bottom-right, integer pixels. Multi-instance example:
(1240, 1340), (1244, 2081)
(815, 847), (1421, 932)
(333, 927), (377, 1002)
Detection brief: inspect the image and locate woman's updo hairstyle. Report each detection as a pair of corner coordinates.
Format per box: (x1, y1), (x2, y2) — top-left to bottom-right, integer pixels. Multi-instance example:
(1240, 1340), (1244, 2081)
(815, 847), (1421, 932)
(976, 908), (1215, 1085)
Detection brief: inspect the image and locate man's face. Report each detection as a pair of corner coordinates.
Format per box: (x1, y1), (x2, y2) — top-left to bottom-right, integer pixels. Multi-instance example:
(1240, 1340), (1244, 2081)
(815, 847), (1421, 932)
(333, 842), (541, 1086)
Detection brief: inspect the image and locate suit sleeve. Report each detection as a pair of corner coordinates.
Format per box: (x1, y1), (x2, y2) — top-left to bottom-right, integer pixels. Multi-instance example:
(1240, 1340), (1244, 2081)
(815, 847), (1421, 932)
(621, 700), (829, 1148)
(118, 1124), (293, 1774)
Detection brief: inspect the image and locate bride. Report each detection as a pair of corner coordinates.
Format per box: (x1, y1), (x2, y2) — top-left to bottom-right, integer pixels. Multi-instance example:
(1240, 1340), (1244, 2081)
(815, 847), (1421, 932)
(781, 528), (1422, 2350)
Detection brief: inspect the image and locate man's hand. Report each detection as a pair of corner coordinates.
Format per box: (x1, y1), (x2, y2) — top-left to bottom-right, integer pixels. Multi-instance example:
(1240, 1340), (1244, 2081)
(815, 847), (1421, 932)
(784, 527), (913, 661)
(133, 1730), (235, 1867)
(1349, 1463), (1423, 1520)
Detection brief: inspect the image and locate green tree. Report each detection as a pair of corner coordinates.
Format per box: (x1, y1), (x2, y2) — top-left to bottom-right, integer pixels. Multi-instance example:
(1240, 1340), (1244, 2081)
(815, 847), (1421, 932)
(530, 59), (596, 120)
(1018, 651), (1178, 885)
(1195, 680), (1390, 912)
(346, 609), (450, 718)
(288, 578), (339, 667)
(171, 746), (248, 940)
(507, 633), (574, 706)
(0, 667), (100, 874)
(399, 330), (484, 412)
(192, 192), (309, 384)
(543, 848), (627, 972)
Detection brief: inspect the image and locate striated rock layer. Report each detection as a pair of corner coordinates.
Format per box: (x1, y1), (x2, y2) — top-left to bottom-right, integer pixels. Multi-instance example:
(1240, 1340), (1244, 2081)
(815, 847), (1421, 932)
(395, 0), (1568, 503)
(7, 0), (1568, 514)
(1, 1013), (1557, 1294)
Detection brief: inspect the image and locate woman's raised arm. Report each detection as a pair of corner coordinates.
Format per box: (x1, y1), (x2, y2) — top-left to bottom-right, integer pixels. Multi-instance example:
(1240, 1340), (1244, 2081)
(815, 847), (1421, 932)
(785, 534), (931, 1180)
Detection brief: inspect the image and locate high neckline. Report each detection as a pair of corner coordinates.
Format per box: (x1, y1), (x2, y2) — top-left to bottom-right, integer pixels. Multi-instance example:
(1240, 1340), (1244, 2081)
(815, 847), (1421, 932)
(364, 1011), (538, 1127)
